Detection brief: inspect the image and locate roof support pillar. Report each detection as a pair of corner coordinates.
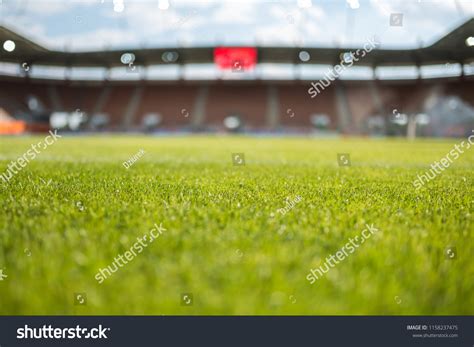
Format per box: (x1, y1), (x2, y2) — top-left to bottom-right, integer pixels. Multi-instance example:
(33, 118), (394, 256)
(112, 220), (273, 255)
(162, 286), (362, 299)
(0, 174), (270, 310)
(334, 81), (352, 134)
(121, 86), (144, 130)
(265, 84), (279, 130)
(371, 65), (377, 80)
(191, 84), (209, 130)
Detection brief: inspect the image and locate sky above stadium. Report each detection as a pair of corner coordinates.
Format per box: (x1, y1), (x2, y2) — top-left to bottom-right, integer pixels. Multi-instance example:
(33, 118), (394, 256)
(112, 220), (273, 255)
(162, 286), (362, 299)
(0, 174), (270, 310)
(0, 0), (473, 51)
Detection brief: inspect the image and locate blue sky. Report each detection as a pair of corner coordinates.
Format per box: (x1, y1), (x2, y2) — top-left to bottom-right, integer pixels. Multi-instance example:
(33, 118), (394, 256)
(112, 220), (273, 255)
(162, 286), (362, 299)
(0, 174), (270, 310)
(0, 0), (473, 51)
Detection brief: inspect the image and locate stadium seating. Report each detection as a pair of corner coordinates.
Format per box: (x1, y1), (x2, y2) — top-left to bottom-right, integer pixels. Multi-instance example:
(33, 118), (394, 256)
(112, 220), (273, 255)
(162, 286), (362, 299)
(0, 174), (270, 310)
(205, 84), (267, 130)
(278, 84), (338, 130)
(135, 85), (198, 129)
(0, 77), (473, 134)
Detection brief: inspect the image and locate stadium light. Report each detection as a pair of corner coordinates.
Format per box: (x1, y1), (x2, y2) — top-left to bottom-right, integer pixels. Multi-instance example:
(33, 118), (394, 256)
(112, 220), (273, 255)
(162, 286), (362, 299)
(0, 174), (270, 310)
(3, 40), (15, 52)
(466, 36), (474, 47)
(120, 53), (135, 65)
(340, 52), (354, 64)
(298, 51), (311, 62)
(50, 112), (69, 130)
(27, 95), (40, 111)
(142, 113), (162, 131)
(224, 115), (242, 132)
(69, 110), (87, 131)
(161, 51), (179, 63)
(310, 114), (330, 130)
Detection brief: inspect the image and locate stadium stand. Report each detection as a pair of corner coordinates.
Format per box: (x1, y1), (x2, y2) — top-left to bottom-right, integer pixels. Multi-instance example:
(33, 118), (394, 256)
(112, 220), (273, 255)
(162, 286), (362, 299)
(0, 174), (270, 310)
(0, 18), (473, 136)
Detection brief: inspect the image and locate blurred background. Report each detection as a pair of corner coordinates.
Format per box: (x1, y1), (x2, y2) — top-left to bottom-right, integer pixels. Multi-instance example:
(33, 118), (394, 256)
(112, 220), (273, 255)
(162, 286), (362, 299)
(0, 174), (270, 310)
(0, 0), (473, 137)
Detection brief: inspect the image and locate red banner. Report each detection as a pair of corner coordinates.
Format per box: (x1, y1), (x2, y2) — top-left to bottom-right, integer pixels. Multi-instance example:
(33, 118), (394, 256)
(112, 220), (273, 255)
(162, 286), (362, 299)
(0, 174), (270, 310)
(214, 47), (257, 71)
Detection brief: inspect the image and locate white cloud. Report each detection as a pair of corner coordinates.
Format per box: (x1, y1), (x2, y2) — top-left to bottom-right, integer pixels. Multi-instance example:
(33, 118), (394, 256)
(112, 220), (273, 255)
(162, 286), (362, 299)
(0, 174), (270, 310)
(0, 0), (469, 51)
(211, 2), (258, 24)
(370, 0), (473, 17)
(250, 2), (327, 45)
(433, 0), (474, 15)
(46, 28), (139, 50)
(23, 1), (70, 15)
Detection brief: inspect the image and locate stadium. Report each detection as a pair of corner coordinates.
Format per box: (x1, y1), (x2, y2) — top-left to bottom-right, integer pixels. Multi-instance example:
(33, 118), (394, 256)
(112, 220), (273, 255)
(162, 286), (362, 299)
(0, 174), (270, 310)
(0, 0), (473, 316)
(0, 17), (473, 135)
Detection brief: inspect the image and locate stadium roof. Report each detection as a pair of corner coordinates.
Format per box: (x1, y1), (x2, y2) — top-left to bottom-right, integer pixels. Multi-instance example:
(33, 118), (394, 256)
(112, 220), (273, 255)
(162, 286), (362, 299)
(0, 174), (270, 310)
(1, 18), (473, 68)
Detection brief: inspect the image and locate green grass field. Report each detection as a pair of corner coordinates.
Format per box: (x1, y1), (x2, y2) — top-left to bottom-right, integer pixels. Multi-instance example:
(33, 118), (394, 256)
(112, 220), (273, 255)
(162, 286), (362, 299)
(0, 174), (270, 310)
(0, 136), (473, 315)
